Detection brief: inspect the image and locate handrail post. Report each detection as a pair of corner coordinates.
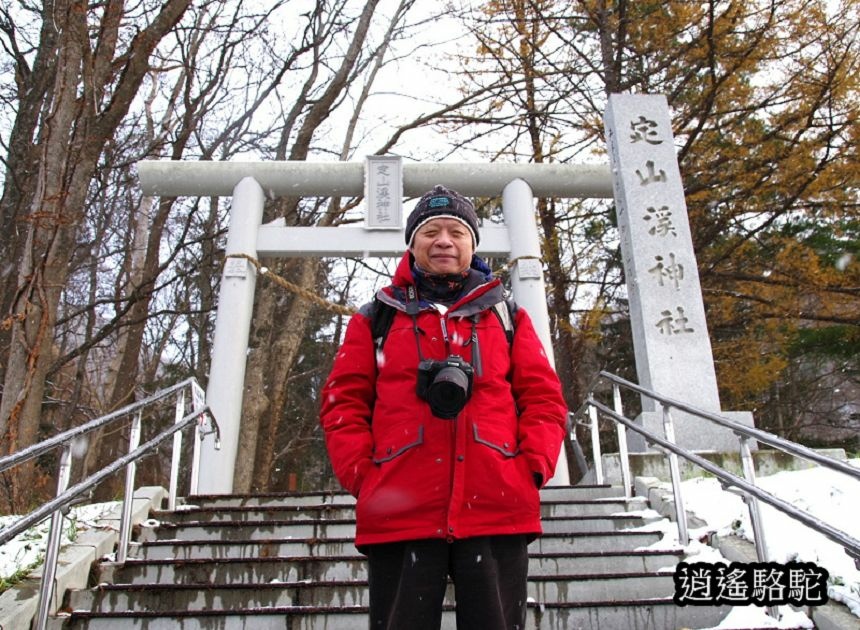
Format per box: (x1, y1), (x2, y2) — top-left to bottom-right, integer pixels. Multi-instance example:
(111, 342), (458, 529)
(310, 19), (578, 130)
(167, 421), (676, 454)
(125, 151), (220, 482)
(739, 435), (769, 562)
(612, 384), (632, 498)
(189, 380), (206, 496)
(738, 435), (782, 619)
(117, 410), (142, 564)
(738, 434), (780, 619)
(661, 403), (690, 546)
(588, 405), (604, 484)
(168, 390), (186, 511)
(34, 445), (72, 630)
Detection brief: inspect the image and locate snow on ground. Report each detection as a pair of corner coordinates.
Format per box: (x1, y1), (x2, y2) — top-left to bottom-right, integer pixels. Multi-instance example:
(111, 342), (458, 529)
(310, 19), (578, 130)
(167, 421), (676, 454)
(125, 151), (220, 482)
(0, 502), (119, 585)
(636, 458), (860, 629)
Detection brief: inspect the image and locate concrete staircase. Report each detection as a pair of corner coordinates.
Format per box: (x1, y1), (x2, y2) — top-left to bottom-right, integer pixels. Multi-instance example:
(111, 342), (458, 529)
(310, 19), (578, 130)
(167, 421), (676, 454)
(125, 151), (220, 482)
(54, 485), (732, 629)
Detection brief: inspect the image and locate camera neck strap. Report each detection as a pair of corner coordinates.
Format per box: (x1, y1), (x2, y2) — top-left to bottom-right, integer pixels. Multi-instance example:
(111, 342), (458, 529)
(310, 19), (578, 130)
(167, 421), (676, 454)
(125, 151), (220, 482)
(406, 286), (428, 363)
(468, 315), (482, 377)
(406, 284), (483, 376)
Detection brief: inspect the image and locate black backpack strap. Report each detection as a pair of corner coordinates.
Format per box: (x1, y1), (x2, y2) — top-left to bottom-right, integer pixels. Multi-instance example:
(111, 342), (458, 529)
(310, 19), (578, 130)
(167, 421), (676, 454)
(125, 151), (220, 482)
(370, 295), (516, 351)
(369, 297), (397, 352)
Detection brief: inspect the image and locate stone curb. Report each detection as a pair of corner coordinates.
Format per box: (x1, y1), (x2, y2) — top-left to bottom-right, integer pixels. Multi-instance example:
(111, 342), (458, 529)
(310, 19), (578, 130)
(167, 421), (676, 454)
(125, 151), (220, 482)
(633, 475), (708, 529)
(602, 448), (848, 486)
(0, 486), (166, 630)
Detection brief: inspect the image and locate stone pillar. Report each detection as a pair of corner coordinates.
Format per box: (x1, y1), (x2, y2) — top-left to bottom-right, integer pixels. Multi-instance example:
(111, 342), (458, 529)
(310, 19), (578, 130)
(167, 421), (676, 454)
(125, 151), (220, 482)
(604, 94), (753, 452)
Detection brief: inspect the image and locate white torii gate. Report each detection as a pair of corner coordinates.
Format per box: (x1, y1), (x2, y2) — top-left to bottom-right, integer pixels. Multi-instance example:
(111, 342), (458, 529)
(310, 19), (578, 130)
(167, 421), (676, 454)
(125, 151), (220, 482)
(138, 94), (752, 495)
(138, 160), (612, 494)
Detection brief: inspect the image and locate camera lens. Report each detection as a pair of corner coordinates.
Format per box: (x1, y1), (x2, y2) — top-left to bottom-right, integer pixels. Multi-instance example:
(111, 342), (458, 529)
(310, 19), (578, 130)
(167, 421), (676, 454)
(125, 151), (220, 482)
(427, 366), (470, 419)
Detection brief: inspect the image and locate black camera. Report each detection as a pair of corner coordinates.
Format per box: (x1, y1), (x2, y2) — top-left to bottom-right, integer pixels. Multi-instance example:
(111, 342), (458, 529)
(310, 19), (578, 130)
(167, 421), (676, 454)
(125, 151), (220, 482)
(416, 355), (474, 419)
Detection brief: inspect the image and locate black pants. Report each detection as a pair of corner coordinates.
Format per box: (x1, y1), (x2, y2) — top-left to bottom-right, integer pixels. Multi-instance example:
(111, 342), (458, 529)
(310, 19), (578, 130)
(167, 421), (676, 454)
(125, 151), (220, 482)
(366, 535), (529, 630)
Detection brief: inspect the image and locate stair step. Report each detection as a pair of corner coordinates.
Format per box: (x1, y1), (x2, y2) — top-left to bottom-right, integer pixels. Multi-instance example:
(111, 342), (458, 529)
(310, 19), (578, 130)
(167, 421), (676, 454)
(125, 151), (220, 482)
(138, 515), (654, 543)
(133, 538), (358, 561)
(184, 491), (355, 508)
(71, 573), (677, 612)
(133, 529), (668, 561)
(155, 496), (648, 523)
(139, 519), (358, 541)
(542, 496), (648, 517)
(57, 600), (731, 629)
(99, 557), (360, 586)
(530, 550), (682, 574)
(532, 530), (668, 553)
(539, 485), (628, 500)
(100, 549), (682, 586)
(181, 484), (625, 509)
(100, 559), (678, 595)
(156, 505), (358, 523)
(542, 514), (658, 532)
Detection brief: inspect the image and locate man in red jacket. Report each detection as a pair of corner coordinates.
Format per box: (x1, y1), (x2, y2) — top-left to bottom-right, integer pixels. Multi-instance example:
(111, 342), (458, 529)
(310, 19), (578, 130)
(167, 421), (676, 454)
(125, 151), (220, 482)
(320, 185), (567, 630)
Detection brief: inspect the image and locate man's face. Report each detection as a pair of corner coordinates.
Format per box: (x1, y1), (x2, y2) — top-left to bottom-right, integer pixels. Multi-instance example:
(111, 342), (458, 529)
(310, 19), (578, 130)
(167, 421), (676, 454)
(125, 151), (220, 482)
(410, 217), (474, 275)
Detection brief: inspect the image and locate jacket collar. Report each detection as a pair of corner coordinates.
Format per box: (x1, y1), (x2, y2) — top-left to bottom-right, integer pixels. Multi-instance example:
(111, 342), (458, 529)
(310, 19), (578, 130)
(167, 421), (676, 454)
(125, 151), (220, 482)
(378, 251), (504, 316)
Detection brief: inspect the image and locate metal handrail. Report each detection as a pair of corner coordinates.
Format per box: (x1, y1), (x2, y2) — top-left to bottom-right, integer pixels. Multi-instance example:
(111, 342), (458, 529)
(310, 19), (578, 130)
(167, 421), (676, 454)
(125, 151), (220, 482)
(574, 370), (860, 573)
(0, 406), (214, 546)
(586, 398), (860, 560)
(0, 378), (219, 630)
(591, 371), (860, 479)
(0, 377), (197, 474)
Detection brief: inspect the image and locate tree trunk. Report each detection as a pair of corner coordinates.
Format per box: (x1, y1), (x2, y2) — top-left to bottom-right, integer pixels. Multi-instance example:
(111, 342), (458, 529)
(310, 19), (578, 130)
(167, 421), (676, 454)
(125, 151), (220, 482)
(0, 1), (62, 389)
(253, 259), (318, 491)
(0, 2), (89, 508)
(0, 0), (192, 509)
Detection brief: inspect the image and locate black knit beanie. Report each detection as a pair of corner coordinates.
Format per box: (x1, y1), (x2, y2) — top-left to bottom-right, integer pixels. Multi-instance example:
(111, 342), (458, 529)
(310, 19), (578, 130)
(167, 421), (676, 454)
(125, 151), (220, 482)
(405, 185), (480, 247)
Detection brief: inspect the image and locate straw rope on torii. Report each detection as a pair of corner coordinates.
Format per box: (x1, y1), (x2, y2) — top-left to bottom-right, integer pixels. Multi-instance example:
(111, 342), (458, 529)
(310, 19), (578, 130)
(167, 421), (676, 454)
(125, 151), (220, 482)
(225, 252), (544, 318)
(226, 253), (356, 317)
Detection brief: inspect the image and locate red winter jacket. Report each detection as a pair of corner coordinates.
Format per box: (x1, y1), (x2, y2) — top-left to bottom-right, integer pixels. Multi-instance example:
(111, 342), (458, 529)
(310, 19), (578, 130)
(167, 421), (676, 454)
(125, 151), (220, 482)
(320, 252), (567, 548)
